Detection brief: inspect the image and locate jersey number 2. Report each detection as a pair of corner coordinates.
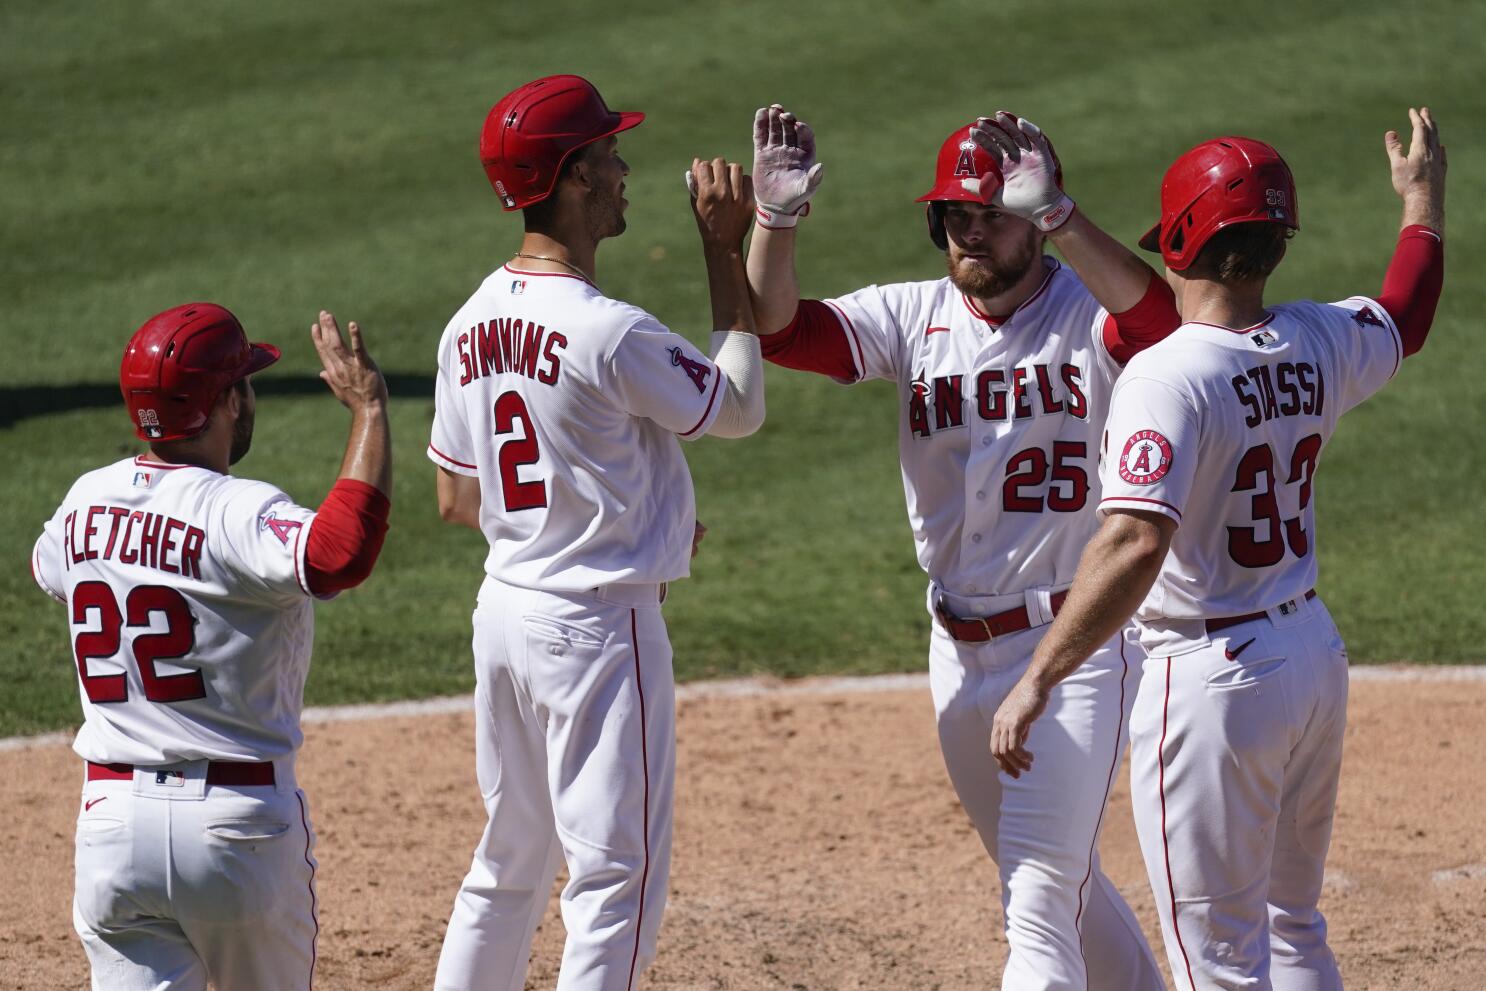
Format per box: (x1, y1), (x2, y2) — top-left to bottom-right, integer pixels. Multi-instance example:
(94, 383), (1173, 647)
(495, 391), (548, 512)
(1228, 434), (1323, 567)
(71, 582), (204, 704)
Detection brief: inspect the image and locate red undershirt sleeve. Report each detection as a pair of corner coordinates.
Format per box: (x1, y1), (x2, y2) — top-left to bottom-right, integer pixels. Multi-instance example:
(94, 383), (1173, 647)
(1100, 270), (1182, 365)
(305, 479), (392, 596)
(1375, 224), (1444, 358)
(758, 299), (858, 380)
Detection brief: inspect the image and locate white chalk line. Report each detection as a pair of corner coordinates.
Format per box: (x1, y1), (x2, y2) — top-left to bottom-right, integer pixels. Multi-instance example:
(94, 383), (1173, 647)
(3, 666), (1482, 755)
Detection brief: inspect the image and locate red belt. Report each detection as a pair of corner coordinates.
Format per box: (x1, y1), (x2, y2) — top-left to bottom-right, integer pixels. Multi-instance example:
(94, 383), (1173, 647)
(86, 760), (277, 787)
(1205, 590), (1316, 634)
(936, 590), (1069, 643)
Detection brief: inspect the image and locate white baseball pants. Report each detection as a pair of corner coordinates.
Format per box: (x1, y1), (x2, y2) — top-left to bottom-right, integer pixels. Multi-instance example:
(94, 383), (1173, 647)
(435, 578), (674, 991)
(930, 621), (1165, 991)
(1130, 597), (1347, 990)
(72, 761), (318, 991)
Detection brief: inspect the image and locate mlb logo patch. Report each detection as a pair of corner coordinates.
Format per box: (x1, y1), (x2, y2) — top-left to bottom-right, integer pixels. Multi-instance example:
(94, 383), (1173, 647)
(1250, 329), (1278, 349)
(155, 770), (185, 788)
(132, 471), (152, 488)
(510, 280), (527, 295)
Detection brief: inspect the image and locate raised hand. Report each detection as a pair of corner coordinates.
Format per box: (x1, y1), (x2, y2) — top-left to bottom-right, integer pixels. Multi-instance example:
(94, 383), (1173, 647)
(1386, 107), (1445, 233)
(751, 104), (824, 227)
(311, 311), (388, 412)
(971, 112), (1075, 233)
(688, 157), (755, 250)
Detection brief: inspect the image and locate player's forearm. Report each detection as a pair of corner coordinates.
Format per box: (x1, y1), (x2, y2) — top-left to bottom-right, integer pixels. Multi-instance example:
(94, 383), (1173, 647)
(745, 224), (802, 334)
(337, 402), (392, 497)
(1047, 211), (1158, 315)
(1026, 512), (1171, 692)
(436, 468), (481, 530)
(702, 244), (757, 336)
(1401, 187), (1444, 236)
(705, 332), (765, 438)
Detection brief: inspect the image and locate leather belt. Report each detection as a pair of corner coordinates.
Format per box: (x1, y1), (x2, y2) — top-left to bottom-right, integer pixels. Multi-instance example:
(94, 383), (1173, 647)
(936, 590), (1069, 643)
(1205, 590), (1316, 634)
(87, 760), (277, 787)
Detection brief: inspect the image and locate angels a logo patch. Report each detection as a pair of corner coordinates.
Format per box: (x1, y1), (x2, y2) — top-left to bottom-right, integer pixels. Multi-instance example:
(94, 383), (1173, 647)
(1119, 430), (1172, 485)
(260, 510), (303, 546)
(667, 346), (711, 394)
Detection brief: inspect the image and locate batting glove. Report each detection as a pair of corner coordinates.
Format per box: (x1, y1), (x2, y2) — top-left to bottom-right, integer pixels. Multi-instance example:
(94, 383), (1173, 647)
(972, 112), (1076, 233)
(751, 104), (825, 229)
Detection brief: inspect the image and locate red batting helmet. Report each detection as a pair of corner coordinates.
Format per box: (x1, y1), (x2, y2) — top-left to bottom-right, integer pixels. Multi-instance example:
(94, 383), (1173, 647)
(119, 303), (280, 442)
(479, 74), (645, 210)
(917, 117), (1063, 251)
(1139, 137), (1298, 271)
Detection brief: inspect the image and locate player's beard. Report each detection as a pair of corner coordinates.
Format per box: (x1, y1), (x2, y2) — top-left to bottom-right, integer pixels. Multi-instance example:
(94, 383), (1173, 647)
(946, 231), (1040, 299)
(228, 407), (254, 465)
(586, 182), (626, 240)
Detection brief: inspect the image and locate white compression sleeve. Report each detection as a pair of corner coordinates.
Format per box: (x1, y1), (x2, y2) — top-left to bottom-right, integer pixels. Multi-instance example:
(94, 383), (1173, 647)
(705, 331), (765, 438)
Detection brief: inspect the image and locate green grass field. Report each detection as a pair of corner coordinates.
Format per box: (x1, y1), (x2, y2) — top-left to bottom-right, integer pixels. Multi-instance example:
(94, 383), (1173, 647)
(3, 0), (1482, 736)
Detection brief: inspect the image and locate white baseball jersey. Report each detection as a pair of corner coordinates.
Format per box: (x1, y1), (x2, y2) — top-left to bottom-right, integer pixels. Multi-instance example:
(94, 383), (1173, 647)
(31, 456), (320, 764)
(829, 258), (1123, 596)
(1100, 296), (1402, 621)
(428, 264), (727, 591)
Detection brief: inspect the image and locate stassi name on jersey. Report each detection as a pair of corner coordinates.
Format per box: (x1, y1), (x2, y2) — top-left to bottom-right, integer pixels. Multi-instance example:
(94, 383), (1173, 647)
(62, 506), (205, 580)
(456, 318), (568, 388)
(1231, 361), (1325, 429)
(909, 363), (1088, 437)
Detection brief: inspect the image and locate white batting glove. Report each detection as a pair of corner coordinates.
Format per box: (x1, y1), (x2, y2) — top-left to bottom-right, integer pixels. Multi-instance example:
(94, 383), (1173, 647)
(751, 104), (824, 229)
(971, 112), (1076, 233)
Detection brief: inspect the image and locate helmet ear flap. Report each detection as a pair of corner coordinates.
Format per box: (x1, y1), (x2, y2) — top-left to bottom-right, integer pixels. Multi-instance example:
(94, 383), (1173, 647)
(927, 203), (948, 252)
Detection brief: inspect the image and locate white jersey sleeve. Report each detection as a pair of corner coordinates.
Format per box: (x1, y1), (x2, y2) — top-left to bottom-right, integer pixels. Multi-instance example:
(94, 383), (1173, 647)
(606, 317), (727, 441)
(212, 481), (317, 603)
(429, 335), (480, 476)
(1316, 296), (1402, 414)
(31, 505), (67, 604)
(1099, 375), (1203, 525)
(822, 284), (904, 384)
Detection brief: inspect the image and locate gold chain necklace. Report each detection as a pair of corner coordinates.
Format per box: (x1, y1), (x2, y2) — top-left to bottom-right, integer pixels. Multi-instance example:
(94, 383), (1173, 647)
(512, 252), (593, 283)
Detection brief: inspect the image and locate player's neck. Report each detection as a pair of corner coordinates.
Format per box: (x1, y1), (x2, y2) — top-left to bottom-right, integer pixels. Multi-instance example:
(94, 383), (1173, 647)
(514, 232), (597, 285)
(1175, 275), (1269, 330)
(143, 441), (228, 475)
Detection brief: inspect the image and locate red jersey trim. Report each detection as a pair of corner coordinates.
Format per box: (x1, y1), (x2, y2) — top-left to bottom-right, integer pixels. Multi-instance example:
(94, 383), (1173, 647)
(296, 791), (320, 989)
(625, 609), (653, 991)
(1158, 657), (1199, 989)
(1185, 313), (1276, 336)
(131, 457), (196, 471)
(427, 443), (478, 473)
(960, 258), (1060, 327)
(678, 368), (724, 439)
(292, 515), (314, 598)
(501, 263), (597, 289)
(822, 300), (866, 383)
(32, 541), (65, 604)
(1100, 495), (1183, 521)
(1346, 294), (1403, 380)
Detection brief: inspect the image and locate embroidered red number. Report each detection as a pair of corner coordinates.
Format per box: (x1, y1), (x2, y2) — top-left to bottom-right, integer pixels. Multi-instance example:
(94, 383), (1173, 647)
(1227, 433), (1323, 567)
(72, 581), (126, 702)
(494, 391), (547, 512)
(1002, 442), (1089, 513)
(71, 584), (204, 704)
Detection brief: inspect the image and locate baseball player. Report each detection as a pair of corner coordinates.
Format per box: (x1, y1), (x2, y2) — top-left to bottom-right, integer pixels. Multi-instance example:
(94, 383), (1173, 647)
(747, 106), (1177, 990)
(31, 304), (393, 990)
(990, 110), (1447, 988)
(428, 74), (764, 991)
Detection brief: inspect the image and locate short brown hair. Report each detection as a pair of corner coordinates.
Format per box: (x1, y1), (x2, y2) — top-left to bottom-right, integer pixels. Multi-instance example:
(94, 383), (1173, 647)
(1185, 222), (1292, 283)
(521, 143), (594, 233)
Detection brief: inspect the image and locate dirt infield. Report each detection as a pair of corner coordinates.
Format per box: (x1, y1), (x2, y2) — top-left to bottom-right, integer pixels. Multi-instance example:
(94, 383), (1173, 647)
(3, 673), (1482, 990)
